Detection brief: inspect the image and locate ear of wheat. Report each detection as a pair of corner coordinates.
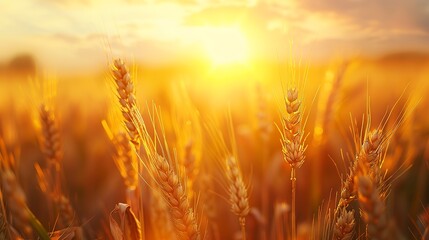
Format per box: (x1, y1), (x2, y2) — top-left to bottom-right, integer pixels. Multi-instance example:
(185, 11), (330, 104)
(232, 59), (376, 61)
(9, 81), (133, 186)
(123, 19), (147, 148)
(338, 128), (384, 210)
(150, 154), (200, 240)
(113, 132), (138, 190)
(280, 87), (307, 240)
(39, 104), (63, 193)
(357, 175), (389, 240)
(112, 59), (141, 151)
(226, 156), (249, 240)
(38, 103), (78, 229)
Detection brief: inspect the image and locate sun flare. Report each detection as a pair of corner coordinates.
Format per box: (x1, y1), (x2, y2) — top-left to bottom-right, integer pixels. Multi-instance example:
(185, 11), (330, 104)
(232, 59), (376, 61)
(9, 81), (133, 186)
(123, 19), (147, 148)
(200, 27), (249, 66)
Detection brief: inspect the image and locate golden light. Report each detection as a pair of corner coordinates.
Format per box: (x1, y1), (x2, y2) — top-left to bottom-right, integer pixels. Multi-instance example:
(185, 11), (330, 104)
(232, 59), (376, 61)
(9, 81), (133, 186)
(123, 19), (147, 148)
(200, 27), (249, 66)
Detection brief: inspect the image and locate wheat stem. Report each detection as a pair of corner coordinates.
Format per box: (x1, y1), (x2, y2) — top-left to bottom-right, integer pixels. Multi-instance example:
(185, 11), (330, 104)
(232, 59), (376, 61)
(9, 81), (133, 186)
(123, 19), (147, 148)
(28, 209), (50, 240)
(240, 217), (247, 240)
(291, 168), (297, 240)
(280, 87), (306, 240)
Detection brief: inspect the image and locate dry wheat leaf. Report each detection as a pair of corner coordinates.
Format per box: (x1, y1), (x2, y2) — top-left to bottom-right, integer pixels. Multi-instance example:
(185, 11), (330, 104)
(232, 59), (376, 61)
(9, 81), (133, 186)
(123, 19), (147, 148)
(110, 203), (141, 240)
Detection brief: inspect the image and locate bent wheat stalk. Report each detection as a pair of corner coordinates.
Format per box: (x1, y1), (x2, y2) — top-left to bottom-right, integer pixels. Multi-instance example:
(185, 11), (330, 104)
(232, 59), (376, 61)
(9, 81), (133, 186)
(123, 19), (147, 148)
(151, 155), (200, 240)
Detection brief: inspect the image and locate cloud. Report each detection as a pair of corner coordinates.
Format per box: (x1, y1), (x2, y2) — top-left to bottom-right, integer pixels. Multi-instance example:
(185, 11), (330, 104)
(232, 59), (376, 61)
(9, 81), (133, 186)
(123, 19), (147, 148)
(1, 0), (429, 71)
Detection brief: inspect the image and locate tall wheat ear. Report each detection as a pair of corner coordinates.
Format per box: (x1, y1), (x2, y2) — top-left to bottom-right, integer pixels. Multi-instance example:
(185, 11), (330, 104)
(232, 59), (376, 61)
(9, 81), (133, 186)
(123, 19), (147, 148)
(226, 156), (250, 240)
(149, 154), (200, 240)
(280, 87), (307, 240)
(110, 58), (147, 237)
(38, 104), (77, 228)
(204, 114), (251, 240)
(126, 97), (201, 240)
(338, 129), (384, 210)
(111, 59), (141, 151)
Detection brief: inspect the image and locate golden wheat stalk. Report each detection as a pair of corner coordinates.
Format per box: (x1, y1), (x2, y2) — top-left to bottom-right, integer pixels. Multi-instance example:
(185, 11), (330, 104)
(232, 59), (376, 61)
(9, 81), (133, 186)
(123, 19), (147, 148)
(112, 132), (138, 190)
(110, 59), (148, 239)
(280, 87), (307, 240)
(226, 156), (250, 240)
(112, 59), (141, 151)
(339, 129), (384, 209)
(39, 103), (63, 193)
(112, 132), (140, 216)
(37, 105), (78, 229)
(151, 154), (200, 240)
(357, 175), (389, 240)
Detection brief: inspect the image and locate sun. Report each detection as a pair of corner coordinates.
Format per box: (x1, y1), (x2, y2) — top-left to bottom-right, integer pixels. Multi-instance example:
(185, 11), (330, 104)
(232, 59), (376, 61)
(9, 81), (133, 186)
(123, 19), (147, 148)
(201, 27), (249, 66)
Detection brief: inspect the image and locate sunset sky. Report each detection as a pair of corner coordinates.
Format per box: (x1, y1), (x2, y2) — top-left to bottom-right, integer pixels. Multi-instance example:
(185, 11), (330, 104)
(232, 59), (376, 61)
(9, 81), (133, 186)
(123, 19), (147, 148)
(1, 0), (429, 72)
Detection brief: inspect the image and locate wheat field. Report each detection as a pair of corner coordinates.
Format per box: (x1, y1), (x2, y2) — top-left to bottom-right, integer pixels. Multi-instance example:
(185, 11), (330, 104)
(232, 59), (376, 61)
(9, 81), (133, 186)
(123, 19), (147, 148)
(1, 1), (429, 240)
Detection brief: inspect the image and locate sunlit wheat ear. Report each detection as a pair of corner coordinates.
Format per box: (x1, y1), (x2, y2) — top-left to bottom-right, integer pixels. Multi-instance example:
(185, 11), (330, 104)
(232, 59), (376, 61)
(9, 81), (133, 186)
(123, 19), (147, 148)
(113, 132), (138, 190)
(226, 156), (250, 218)
(333, 208), (355, 240)
(339, 129), (384, 209)
(225, 156), (249, 240)
(357, 175), (389, 240)
(281, 87), (306, 169)
(151, 155), (200, 240)
(112, 59), (140, 151)
(280, 87), (307, 240)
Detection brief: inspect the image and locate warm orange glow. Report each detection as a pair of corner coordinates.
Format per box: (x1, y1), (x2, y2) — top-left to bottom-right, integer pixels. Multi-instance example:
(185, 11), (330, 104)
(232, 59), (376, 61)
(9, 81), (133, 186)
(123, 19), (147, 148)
(200, 27), (249, 66)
